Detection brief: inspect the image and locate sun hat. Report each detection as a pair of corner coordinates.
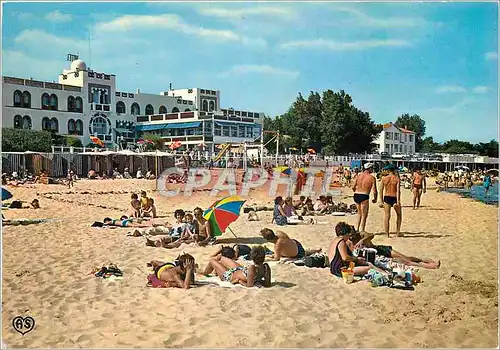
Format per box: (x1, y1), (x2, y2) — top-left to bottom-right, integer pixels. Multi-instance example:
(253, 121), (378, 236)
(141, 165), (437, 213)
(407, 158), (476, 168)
(364, 163), (374, 170)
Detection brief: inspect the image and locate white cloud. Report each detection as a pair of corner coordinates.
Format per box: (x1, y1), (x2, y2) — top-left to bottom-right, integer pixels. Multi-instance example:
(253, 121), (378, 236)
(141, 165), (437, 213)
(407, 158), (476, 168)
(198, 6), (298, 20)
(95, 14), (266, 47)
(218, 65), (299, 79)
(332, 7), (428, 28)
(434, 85), (466, 94)
(2, 50), (65, 80)
(472, 86), (490, 94)
(45, 10), (73, 22)
(425, 98), (476, 115)
(280, 38), (410, 51)
(484, 52), (498, 61)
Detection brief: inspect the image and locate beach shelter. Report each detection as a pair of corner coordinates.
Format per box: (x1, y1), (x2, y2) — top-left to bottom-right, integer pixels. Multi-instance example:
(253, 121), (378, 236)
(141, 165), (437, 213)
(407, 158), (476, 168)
(203, 195), (246, 238)
(2, 187), (13, 201)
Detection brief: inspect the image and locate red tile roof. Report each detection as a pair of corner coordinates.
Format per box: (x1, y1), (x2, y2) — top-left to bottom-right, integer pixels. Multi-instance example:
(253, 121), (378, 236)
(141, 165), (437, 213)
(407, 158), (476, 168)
(382, 122), (415, 134)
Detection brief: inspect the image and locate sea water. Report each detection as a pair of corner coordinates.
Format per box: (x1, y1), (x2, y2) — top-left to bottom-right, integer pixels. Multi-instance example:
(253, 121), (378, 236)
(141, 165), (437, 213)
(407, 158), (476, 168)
(443, 182), (498, 205)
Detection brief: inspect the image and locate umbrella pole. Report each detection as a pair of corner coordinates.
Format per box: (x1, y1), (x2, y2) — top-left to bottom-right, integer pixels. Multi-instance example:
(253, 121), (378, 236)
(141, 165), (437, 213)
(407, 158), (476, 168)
(227, 227), (238, 238)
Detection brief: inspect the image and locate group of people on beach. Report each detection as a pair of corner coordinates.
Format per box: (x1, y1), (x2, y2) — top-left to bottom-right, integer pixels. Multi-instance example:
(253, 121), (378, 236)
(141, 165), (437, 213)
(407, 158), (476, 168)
(351, 162), (429, 237)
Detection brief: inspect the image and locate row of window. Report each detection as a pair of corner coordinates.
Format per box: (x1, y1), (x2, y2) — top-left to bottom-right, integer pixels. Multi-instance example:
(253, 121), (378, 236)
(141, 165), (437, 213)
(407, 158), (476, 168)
(385, 131), (414, 142)
(13, 90), (83, 112)
(221, 109), (258, 118)
(201, 100), (216, 112)
(13, 115), (83, 135)
(117, 102), (188, 115)
(385, 143), (413, 154)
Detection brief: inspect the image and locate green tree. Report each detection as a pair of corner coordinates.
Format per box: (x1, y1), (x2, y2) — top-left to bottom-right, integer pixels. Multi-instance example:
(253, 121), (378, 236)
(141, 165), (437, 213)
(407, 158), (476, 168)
(441, 139), (476, 154)
(2, 128), (52, 152)
(474, 140), (499, 157)
(320, 90), (380, 154)
(421, 136), (441, 153)
(395, 113), (426, 151)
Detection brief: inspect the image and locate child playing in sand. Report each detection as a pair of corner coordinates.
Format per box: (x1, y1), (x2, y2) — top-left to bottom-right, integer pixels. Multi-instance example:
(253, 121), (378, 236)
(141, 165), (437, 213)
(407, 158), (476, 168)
(130, 193), (141, 218)
(203, 246), (271, 287)
(142, 198), (157, 218)
(147, 254), (195, 288)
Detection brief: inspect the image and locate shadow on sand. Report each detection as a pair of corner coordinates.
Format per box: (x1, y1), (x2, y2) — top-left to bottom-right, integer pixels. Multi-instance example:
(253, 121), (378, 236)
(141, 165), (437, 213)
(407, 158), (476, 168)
(215, 237), (268, 245)
(373, 231), (451, 239)
(271, 281), (296, 288)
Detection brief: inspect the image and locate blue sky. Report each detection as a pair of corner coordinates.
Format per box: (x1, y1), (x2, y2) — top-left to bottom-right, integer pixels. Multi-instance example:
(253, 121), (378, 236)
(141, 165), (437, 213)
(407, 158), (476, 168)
(2, 1), (498, 143)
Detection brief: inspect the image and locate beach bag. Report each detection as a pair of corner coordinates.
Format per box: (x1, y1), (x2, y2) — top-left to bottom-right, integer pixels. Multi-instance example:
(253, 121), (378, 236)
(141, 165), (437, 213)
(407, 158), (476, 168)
(9, 200), (23, 209)
(303, 253), (329, 268)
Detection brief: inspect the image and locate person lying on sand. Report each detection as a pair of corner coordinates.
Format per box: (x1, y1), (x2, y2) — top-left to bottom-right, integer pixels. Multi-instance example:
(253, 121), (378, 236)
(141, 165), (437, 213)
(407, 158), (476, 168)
(147, 254), (195, 289)
(155, 213), (199, 249)
(350, 227), (440, 269)
(203, 246), (271, 287)
(211, 244), (252, 259)
(144, 209), (187, 246)
(103, 217), (153, 228)
(260, 228), (321, 261)
(328, 222), (387, 277)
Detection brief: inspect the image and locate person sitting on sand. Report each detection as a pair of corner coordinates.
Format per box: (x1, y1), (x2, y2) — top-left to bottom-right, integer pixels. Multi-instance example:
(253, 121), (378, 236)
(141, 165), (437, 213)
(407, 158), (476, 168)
(147, 254), (195, 289)
(203, 246), (271, 287)
(158, 212), (199, 249)
(301, 197), (315, 216)
(328, 222), (386, 277)
(193, 207), (215, 246)
(349, 227), (440, 269)
(130, 193), (141, 218)
(294, 196), (306, 210)
(142, 198), (157, 218)
(313, 195), (328, 214)
(88, 169), (97, 179)
(260, 228), (321, 261)
(211, 244), (252, 260)
(145, 209), (186, 246)
(273, 196), (288, 226)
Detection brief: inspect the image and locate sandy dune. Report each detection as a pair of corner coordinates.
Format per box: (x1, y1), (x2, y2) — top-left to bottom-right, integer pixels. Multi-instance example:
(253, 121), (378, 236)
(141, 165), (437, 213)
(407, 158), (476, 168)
(2, 178), (498, 348)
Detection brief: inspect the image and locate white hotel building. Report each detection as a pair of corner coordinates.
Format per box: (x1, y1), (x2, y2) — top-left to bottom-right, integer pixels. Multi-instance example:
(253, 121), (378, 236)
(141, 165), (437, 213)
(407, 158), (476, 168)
(374, 122), (416, 155)
(2, 58), (263, 152)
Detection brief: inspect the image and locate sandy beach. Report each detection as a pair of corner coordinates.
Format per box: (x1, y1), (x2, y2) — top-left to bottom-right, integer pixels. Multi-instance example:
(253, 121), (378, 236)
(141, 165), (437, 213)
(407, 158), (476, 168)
(2, 178), (498, 348)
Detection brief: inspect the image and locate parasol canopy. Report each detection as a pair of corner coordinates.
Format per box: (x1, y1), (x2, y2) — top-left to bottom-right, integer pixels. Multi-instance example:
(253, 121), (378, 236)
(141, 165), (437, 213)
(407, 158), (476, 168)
(169, 141), (182, 150)
(90, 136), (105, 147)
(203, 195), (246, 237)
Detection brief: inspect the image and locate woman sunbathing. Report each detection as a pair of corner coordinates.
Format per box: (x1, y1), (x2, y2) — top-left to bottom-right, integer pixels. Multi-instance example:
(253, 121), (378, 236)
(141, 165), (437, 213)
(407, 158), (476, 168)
(147, 254), (195, 289)
(103, 217), (153, 228)
(203, 246), (271, 287)
(211, 244), (252, 259)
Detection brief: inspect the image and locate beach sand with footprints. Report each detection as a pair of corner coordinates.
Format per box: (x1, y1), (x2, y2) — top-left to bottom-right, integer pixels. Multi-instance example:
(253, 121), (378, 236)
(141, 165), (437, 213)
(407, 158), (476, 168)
(2, 178), (498, 348)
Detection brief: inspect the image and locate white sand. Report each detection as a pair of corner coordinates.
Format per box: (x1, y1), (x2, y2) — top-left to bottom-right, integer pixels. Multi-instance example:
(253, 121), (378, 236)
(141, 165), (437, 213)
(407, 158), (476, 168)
(2, 179), (498, 347)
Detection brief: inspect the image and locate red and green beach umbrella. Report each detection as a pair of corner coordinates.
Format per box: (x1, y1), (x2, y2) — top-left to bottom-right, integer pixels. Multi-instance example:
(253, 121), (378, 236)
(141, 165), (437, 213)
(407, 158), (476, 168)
(203, 195), (246, 237)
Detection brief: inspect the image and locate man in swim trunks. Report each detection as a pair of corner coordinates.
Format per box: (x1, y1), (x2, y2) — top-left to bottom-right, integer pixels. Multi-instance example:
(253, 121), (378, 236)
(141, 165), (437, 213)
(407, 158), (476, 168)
(411, 169), (426, 210)
(260, 228), (321, 261)
(349, 227), (440, 269)
(352, 162), (378, 233)
(343, 167), (352, 187)
(379, 164), (402, 237)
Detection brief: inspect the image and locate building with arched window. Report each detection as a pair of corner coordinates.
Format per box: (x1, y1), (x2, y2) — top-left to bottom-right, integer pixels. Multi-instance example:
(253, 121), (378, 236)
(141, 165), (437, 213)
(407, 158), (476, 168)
(2, 57), (263, 150)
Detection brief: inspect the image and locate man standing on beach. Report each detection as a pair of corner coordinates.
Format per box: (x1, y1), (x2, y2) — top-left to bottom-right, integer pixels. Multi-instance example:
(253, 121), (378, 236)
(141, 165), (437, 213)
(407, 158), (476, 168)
(379, 164), (402, 237)
(352, 163), (377, 233)
(411, 169), (426, 209)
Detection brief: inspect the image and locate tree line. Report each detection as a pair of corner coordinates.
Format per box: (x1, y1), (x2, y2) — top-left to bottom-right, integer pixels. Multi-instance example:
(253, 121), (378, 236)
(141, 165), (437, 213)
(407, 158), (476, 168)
(263, 90), (497, 157)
